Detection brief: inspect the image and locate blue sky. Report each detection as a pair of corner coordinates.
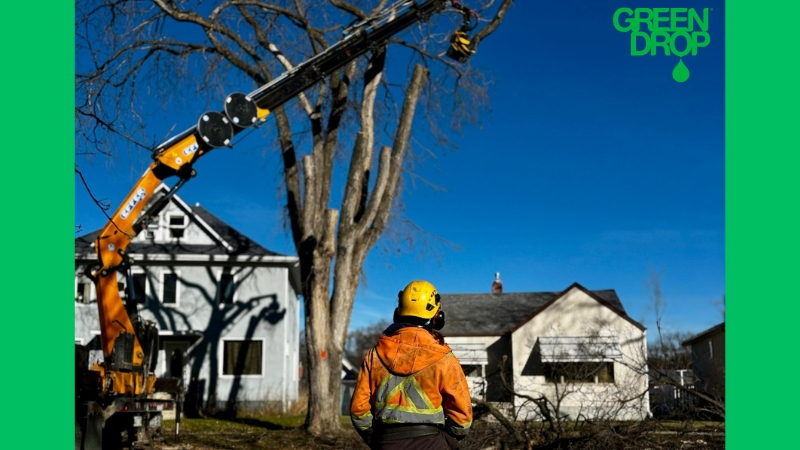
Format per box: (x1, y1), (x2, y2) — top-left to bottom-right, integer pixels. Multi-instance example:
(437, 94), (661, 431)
(75, 0), (725, 340)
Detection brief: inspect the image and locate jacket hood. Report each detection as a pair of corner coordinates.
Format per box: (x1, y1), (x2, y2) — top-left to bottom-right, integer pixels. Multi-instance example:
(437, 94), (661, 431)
(374, 324), (452, 376)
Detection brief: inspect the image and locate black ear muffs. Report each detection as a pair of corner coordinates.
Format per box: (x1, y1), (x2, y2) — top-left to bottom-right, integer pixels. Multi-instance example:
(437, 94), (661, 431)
(430, 309), (445, 331)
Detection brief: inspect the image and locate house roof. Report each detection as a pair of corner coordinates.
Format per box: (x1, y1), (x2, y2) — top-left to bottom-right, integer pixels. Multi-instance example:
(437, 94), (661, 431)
(75, 189), (287, 259)
(193, 205), (282, 257)
(441, 282), (641, 337)
(682, 322), (725, 347)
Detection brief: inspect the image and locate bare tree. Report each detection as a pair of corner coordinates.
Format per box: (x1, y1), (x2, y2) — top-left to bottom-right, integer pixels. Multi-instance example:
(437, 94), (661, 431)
(645, 270), (725, 422)
(345, 319), (391, 363)
(76, 0), (515, 435)
(713, 294), (725, 321)
(648, 330), (693, 368)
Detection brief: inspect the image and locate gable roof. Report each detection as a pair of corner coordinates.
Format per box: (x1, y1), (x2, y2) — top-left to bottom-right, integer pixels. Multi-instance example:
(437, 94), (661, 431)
(442, 282), (644, 337)
(682, 322), (725, 347)
(342, 356), (358, 380)
(75, 187), (288, 260)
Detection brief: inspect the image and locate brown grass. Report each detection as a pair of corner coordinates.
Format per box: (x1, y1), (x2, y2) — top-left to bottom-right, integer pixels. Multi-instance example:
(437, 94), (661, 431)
(154, 415), (364, 450)
(151, 416), (724, 450)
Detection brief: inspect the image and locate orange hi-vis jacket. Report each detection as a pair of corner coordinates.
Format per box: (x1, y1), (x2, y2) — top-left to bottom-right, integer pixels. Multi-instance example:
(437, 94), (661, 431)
(350, 325), (473, 440)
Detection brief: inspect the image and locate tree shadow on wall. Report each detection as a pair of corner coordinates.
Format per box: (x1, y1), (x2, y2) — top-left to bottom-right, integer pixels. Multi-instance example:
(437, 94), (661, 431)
(144, 266), (286, 417)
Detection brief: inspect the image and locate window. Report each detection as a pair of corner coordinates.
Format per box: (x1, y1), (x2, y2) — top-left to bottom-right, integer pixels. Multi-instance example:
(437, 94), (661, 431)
(132, 272), (147, 304)
(76, 278), (93, 304)
(223, 340), (263, 376)
(142, 212), (160, 240)
(168, 214), (187, 239)
(461, 364), (484, 378)
(544, 362), (615, 384)
(708, 340), (713, 359)
(161, 272), (179, 305)
(450, 343), (488, 377)
(218, 268), (237, 304)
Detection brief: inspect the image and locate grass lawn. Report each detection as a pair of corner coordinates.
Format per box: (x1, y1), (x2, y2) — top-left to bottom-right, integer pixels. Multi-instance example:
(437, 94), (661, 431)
(155, 415), (364, 450)
(151, 415), (725, 450)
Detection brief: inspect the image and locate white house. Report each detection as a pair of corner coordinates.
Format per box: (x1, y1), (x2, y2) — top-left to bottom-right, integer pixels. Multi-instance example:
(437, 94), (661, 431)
(442, 279), (650, 422)
(75, 184), (302, 413)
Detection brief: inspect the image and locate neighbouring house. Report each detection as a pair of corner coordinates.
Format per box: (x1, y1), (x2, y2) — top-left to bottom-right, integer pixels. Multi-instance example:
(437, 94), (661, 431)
(682, 322), (725, 402)
(341, 357), (359, 415)
(442, 275), (650, 422)
(75, 184), (302, 413)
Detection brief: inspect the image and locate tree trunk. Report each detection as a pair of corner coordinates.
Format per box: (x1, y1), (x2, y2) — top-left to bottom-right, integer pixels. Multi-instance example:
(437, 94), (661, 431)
(304, 275), (339, 435)
(302, 242), (339, 434)
(303, 64), (429, 437)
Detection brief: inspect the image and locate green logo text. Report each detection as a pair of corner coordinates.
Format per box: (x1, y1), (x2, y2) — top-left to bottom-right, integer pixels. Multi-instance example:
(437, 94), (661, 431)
(613, 7), (711, 82)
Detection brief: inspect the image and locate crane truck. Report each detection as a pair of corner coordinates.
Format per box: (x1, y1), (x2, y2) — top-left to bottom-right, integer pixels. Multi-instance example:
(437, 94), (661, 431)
(75, 1), (480, 448)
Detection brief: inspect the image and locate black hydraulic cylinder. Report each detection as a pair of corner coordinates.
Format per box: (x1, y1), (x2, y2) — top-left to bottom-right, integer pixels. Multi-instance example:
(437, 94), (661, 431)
(251, 0), (448, 112)
(153, 1), (450, 156)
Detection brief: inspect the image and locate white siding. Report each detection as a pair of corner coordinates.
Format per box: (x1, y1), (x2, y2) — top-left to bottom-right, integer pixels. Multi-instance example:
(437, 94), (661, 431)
(510, 287), (649, 421)
(75, 263), (300, 411)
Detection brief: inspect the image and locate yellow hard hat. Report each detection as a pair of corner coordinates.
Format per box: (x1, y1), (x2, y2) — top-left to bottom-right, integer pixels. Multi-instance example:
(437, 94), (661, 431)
(397, 280), (441, 320)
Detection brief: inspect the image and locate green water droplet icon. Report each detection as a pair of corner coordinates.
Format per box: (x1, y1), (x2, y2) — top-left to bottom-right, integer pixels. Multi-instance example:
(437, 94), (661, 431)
(672, 59), (690, 82)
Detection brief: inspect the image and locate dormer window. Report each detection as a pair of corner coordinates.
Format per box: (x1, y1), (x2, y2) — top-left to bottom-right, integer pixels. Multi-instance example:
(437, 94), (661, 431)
(76, 277), (93, 304)
(168, 214), (187, 239)
(145, 215), (159, 240)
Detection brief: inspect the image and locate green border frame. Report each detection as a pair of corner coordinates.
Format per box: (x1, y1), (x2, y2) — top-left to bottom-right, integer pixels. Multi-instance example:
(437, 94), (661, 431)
(727, 0), (797, 449)
(4, 0), (793, 447)
(3, 2), (74, 446)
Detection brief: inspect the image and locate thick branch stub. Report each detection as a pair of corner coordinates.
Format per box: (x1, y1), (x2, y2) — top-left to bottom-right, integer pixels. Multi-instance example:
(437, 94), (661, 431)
(361, 64), (428, 250)
(322, 208), (339, 257)
(354, 145), (390, 236)
(302, 155), (317, 240)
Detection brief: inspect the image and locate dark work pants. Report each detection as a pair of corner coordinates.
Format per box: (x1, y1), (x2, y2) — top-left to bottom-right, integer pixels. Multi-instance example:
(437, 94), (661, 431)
(371, 429), (459, 450)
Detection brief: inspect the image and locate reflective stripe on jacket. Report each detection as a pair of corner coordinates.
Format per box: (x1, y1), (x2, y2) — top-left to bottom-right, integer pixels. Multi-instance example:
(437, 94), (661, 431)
(350, 325), (473, 438)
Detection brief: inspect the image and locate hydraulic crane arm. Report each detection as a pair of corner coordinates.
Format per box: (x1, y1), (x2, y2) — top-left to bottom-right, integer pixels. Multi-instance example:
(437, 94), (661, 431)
(87, 0), (478, 397)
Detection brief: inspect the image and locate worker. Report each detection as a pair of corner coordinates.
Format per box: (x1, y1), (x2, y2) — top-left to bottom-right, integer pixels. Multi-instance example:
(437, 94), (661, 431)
(350, 280), (473, 450)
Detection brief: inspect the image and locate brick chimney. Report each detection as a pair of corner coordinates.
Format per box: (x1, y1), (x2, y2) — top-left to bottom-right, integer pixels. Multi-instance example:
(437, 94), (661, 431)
(492, 272), (503, 294)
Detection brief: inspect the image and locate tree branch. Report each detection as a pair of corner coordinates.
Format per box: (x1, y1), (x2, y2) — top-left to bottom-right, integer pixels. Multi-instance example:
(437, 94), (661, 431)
(473, 399), (526, 445)
(75, 167), (132, 239)
(313, 62), (357, 232)
(273, 107), (304, 248)
(151, 0), (267, 84)
(301, 154), (317, 240)
(470, 0), (515, 49)
(328, 0), (366, 20)
(340, 47), (385, 232)
(361, 64), (428, 250)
